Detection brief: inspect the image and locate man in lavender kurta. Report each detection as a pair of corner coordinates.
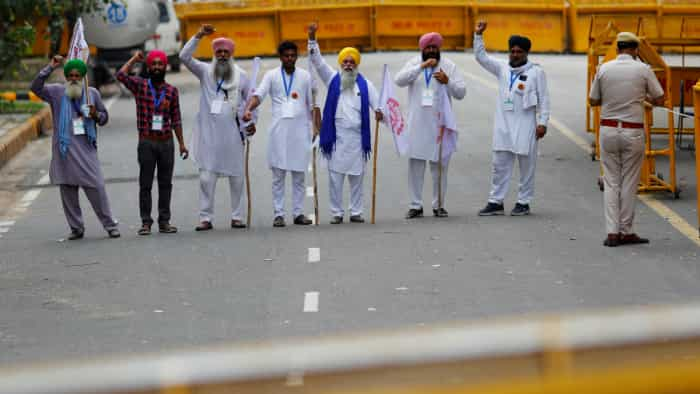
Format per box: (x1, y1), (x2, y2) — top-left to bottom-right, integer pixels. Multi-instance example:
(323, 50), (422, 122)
(31, 56), (120, 240)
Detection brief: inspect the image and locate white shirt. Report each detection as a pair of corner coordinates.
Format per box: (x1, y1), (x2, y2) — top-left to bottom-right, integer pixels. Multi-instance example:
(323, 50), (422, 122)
(308, 39), (379, 176)
(179, 36), (254, 176)
(474, 34), (550, 155)
(394, 55), (466, 161)
(255, 67), (314, 172)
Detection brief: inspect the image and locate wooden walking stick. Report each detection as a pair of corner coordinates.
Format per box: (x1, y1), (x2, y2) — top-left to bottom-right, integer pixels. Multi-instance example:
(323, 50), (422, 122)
(437, 126), (444, 211)
(371, 118), (380, 224)
(245, 138), (252, 228)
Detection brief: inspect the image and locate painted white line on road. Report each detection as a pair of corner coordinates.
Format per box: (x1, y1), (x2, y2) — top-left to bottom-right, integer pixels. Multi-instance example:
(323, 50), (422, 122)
(21, 189), (41, 202)
(464, 69), (700, 247)
(37, 173), (50, 186)
(303, 292), (319, 312)
(306, 186), (314, 197)
(0, 228), (9, 233)
(0, 221), (15, 227)
(308, 247), (320, 263)
(104, 95), (119, 111)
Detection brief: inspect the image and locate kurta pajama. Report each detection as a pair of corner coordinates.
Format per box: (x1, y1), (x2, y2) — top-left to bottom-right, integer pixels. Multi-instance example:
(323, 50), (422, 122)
(31, 65), (118, 233)
(394, 55), (466, 209)
(180, 37), (254, 223)
(308, 39), (379, 217)
(473, 34), (550, 205)
(254, 67), (313, 218)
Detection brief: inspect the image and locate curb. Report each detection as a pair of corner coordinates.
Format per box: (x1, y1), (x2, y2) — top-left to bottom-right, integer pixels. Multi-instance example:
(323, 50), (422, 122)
(0, 106), (52, 168)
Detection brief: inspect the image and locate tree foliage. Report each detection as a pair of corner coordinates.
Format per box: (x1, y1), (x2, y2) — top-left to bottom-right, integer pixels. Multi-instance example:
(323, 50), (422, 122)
(0, 0), (110, 79)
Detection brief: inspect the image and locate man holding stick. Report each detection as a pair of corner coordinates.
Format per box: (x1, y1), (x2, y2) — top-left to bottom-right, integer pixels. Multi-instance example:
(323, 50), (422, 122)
(243, 41), (314, 227)
(307, 22), (383, 224)
(395, 32), (466, 219)
(179, 24), (256, 231)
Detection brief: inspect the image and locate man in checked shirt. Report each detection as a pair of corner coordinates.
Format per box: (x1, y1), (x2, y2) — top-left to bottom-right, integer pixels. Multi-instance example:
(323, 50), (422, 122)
(117, 50), (189, 235)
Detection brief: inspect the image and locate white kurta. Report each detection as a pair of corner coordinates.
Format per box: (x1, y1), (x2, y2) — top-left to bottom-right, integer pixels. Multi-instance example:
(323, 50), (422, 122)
(473, 34), (550, 155)
(308, 39), (379, 176)
(180, 36), (253, 177)
(255, 67), (313, 172)
(394, 55), (466, 162)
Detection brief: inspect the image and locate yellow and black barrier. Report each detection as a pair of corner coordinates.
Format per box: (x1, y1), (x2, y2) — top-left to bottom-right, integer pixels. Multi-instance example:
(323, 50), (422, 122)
(171, 0), (700, 56)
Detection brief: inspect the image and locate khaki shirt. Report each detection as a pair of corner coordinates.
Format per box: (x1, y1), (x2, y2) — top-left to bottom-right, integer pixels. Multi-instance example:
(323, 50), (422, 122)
(589, 54), (664, 123)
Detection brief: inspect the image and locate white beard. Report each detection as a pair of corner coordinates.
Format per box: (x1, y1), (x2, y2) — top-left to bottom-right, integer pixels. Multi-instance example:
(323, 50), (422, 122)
(213, 57), (234, 82)
(65, 82), (82, 99)
(340, 68), (358, 91)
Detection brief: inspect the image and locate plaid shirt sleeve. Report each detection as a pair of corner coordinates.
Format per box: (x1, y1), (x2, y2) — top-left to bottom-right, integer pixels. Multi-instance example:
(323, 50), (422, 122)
(115, 70), (143, 94)
(170, 86), (182, 131)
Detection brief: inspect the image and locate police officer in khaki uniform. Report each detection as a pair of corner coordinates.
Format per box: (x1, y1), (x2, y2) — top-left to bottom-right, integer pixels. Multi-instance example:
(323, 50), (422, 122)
(589, 32), (665, 247)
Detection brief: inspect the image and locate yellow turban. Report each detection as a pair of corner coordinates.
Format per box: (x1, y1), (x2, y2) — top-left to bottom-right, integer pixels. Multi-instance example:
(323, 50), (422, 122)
(338, 47), (361, 65)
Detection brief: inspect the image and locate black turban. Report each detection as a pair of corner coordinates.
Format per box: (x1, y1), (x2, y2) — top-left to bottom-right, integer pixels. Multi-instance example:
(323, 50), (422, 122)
(508, 35), (531, 52)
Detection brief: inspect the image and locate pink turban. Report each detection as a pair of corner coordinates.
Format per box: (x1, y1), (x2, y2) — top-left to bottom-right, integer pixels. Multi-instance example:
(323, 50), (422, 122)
(146, 50), (168, 66)
(212, 37), (235, 54)
(419, 32), (443, 50)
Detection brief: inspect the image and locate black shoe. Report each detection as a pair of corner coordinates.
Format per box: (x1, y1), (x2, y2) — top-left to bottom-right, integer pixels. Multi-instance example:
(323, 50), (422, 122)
(350, 215), (365, 223)
(230, 219), (246, 229)
(294, 215), (312, 225)
(107, 229), (121, 239)
(405, 208), (423, 219)
(478, 202), (505, 216)
(68, 230), (84, 241)
(159, 223), (178, 233)
(273, 216), (286, 227)
(433, 208), (448, 217)
(510, 203), (530, 216)
(195, 221), (213, 231)
(330, 216), (343, 224)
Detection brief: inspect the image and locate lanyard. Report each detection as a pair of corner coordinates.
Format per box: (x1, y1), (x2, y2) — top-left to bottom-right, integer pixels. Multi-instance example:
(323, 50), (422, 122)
(70, 98), (82, 117)
(281, 67), (295, 97)
(148, 79), (167, 111)
(509, 71), (520, 90)
(424, 67), (434, 87)
(216, 78), (229, 100)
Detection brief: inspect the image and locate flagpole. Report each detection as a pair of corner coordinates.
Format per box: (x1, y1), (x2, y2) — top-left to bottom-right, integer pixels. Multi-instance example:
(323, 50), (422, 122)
(438, 126), (444, 211)
(371, 118), (380, 224)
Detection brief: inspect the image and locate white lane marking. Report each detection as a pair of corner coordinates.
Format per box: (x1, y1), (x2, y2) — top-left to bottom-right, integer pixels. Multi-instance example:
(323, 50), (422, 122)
(104, 95), (119, 111)
(37, 173), (50, 186)
(0, 221), (15, 227)
(464, 69), (700, 247)
(303, 292), (319, 312)
(21, 189), (41, 202)
(308, 247), (320, 263)
(306, 186), (314, 197)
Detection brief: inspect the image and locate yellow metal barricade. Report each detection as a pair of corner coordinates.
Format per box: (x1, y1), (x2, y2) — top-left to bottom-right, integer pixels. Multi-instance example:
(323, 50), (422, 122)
(471, 0), (568, 53)
(3, 304), (700, 394)
(279, 0), (373, 54)
(659, 1), (700, 53)
(176, 1), (280, 58)
(695, 82), (700, 236)
(569, 0), (659, 53)
(374, 0), (471, 51)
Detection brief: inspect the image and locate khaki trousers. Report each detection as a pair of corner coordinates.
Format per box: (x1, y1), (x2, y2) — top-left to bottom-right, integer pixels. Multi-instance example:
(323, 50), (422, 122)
(600, 125), (645, 235)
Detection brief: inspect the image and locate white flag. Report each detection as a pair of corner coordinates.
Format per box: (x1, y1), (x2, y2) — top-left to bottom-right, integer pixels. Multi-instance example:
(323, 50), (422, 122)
(378, 64), (408, 156)
(240, 57), (262, 135)
(436, 83), (457, 164)
(68, 18), (89, 63)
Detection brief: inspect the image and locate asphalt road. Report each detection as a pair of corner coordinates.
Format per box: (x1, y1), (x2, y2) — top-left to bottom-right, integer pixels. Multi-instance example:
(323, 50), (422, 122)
(0, 50), (699, 367)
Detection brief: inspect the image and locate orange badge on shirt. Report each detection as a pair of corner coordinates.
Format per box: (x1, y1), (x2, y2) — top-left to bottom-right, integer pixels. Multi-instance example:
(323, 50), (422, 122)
(291, 91), (298, 99)
(517, 83), (525, 91)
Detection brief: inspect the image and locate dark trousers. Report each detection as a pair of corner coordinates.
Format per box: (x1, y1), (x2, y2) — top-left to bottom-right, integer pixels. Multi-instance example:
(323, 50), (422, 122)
(138, 138), (174, 226)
